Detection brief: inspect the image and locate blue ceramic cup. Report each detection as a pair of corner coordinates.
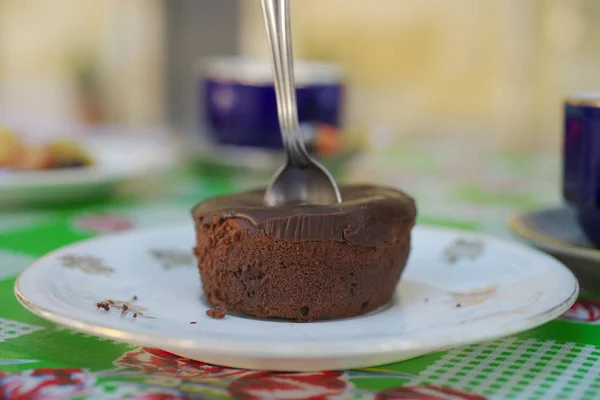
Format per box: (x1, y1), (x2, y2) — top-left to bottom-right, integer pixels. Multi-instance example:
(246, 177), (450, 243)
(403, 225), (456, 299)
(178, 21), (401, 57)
(199, 56), (344, 150)
(563, 94), (600, 246)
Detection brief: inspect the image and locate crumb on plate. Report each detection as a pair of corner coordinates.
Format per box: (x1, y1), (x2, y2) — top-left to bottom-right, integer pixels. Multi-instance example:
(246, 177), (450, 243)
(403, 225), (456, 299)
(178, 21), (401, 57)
(206, 304), (227, 320)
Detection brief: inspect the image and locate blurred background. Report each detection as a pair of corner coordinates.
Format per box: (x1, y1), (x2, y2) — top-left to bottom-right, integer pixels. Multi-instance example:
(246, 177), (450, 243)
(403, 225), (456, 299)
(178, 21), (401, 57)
(1, 0), (599, 153)
(0, 0), (599, 262)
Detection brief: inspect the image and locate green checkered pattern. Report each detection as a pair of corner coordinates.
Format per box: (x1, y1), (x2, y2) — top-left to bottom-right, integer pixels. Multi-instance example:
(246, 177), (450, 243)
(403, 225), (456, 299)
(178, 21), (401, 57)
(414, 338), (600, 399)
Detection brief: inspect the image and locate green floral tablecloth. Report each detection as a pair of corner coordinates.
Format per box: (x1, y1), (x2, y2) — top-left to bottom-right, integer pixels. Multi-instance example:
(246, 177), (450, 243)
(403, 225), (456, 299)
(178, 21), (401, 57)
(0, 150), (599, 400)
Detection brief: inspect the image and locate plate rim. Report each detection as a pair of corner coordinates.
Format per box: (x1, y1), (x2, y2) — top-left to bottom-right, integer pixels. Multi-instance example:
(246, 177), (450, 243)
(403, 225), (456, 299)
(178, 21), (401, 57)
(14, 224), (579, 359)
(508, 206), (600, 262)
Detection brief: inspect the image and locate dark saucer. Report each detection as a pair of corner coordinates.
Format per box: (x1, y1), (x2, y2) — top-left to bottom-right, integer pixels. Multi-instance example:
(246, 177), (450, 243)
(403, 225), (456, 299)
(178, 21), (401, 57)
(509, 206), (600, 289)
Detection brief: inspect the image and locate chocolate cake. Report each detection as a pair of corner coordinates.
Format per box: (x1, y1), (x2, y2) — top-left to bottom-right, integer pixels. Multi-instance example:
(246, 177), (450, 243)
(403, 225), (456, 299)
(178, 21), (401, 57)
(192, 184), (416, 322)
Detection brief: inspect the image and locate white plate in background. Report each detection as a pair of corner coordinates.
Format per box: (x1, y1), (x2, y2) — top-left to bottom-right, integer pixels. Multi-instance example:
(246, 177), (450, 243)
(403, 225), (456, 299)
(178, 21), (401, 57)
(0, 131), (176, 205)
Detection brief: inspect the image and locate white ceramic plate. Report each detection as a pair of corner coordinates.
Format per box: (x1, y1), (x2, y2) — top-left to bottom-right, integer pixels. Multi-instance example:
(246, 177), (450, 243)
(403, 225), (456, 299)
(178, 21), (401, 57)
(15, 224), (578, 371)
(0, 133), (175, 205)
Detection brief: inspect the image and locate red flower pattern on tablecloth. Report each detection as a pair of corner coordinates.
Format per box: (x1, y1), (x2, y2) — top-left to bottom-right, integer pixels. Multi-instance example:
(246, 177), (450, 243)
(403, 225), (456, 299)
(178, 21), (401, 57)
(114, 347), (491, 399)
(0, 368), (207, 400)
(115, 347), (350, 399)
(115, 347), (264, 380)
(73, 213), (135, 234)
(0, 368), (95, 399)
(0, 352), (491, 400)
(561, 300), (600, 323)
(229, 371), (347, 400)
(126, 394), (189, 400)
(375, 385), (486, 399)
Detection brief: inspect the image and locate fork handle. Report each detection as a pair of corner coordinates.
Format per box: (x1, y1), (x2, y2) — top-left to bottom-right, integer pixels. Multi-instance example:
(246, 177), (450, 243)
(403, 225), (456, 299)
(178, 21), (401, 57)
(261, 0), (310, 166)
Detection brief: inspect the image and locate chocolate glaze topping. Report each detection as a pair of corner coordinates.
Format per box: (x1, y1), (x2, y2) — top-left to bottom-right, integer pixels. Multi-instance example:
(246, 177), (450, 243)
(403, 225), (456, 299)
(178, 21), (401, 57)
(192, 184), (416, 247)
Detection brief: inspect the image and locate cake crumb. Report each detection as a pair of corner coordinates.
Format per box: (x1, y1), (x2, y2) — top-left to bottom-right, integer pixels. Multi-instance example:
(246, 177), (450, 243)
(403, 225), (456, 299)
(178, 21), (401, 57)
(132, 295), (138, 301)
(122, 304), (129, 315)
(190, 321), (197, 324)
(206, 304), (227, 319)
(96, 302), (110, 311)
(456, 303), (462, 308)
(133, 313), (138, 318)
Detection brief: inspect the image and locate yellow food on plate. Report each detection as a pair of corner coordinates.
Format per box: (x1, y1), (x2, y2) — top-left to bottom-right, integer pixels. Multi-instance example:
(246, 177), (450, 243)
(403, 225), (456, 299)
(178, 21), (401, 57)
(46, 139), (93, 168)
(0, 129), (93, 171)
(0, 129), (24, 168)
(15, 145), (53, 170)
